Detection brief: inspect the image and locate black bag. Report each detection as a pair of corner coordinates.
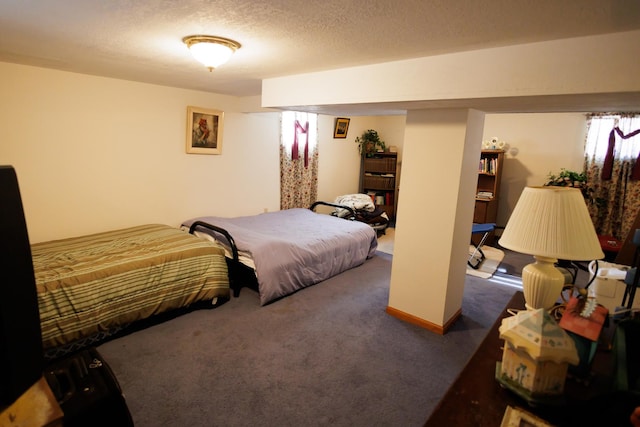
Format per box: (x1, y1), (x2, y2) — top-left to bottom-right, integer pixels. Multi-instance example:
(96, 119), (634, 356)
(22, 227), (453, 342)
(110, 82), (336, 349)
(45, 347), (134, 427)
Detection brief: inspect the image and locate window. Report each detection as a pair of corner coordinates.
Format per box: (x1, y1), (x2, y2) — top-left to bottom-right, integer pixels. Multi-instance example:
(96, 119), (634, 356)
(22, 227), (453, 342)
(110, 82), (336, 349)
(279, 111), (319, 210)
(281, 111), (318, 159)
(585, 114), (640, 162)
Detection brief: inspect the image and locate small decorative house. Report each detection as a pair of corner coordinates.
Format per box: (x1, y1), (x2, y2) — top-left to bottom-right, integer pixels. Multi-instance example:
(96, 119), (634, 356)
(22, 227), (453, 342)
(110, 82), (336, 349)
(497, 308), (579, 405)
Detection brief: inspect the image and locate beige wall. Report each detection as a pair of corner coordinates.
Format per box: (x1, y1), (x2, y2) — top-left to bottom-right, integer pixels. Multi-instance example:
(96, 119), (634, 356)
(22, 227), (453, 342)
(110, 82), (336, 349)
(263, 30), (640, 110)
(0, 62), (408, 243)
(320, 111), (588, 232)
(483, 113), (587, 228)
(0, 62), (282, 242)
(0, 62), (588, 247)
(317, 115), (406, 205)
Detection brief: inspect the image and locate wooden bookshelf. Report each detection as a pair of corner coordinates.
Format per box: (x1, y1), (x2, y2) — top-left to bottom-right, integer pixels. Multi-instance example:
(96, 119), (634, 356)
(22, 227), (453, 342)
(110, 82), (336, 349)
(360, 152), (398, 221)
(473, 150), (504, 244)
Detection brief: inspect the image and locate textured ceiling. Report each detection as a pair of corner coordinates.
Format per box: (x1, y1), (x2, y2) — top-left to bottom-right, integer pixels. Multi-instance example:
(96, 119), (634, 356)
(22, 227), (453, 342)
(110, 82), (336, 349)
(1, 0), (639, 105)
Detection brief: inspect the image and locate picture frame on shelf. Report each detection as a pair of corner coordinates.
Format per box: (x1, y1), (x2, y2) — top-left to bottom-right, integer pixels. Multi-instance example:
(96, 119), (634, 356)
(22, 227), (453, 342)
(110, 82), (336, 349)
(333, 117), (350, 139)
(186, 106), (224, 154)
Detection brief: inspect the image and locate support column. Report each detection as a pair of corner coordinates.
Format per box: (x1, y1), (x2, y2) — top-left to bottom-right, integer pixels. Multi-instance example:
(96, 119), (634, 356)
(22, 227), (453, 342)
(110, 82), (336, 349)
(386, 109), (485, 333)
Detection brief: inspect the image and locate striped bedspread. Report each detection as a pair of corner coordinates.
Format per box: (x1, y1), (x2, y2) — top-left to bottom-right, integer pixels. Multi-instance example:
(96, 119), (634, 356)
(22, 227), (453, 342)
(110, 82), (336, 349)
(31, 224), (229, 350)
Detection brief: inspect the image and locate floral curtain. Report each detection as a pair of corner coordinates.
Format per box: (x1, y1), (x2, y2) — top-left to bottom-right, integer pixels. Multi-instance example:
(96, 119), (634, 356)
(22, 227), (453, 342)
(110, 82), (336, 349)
(583, 113), (640, 241)
(280, 111), (319, 210)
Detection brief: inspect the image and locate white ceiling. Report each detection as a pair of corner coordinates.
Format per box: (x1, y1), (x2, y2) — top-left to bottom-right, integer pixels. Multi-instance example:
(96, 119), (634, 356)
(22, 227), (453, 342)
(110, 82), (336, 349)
(1, 0), (639, 111)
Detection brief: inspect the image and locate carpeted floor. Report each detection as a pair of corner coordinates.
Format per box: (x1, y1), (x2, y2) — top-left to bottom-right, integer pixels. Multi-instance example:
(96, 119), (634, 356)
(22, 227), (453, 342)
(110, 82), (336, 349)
(97, 241), (523, 427)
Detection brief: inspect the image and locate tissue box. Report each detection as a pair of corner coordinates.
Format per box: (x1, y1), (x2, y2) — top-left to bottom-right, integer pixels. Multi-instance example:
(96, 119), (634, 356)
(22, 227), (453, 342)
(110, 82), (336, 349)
(592, 262), (640, 313)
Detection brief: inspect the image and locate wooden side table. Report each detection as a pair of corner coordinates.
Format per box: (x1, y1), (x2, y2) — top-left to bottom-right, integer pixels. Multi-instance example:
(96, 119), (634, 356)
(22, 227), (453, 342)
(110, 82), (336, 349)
(425, 291), (638, 426)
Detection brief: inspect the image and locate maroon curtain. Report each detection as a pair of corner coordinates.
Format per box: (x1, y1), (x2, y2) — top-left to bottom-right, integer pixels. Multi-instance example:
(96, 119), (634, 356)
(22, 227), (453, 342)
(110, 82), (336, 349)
(291, 120), (309, 168)
(601, 126), (640, 180)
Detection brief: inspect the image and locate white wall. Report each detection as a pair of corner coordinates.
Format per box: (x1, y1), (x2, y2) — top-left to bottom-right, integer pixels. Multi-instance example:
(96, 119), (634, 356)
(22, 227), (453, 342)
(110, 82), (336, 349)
(316, 115), (405, 205)
(263, 30), (640, 110)
(333, 112), (586, 231)
(483, 113), (587, 228)
(319, 111), (588, 233)
(0, 61), (588, 247)
(0, 61), (407, 243)
(0, 62), (281, 243)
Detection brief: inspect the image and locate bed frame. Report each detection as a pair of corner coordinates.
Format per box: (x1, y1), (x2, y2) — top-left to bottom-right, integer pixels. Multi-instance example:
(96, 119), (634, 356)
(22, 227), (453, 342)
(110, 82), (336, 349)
(309, 201), (356, 219)
(314, 199), (389, 235)
(188, 219), (253, 297)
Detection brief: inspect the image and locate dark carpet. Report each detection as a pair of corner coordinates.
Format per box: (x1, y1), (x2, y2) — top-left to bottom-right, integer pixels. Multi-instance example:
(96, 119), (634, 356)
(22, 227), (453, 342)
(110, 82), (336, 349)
(98, 251), (520, 427)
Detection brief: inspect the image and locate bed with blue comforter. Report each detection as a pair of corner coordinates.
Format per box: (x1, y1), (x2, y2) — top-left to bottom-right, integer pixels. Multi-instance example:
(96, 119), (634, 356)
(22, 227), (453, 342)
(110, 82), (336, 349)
(183, 206), (377, 305)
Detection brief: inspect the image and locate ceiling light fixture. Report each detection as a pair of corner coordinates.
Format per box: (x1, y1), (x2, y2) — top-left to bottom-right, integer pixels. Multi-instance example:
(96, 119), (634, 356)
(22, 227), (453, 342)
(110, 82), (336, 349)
(183, 35), (241, 71)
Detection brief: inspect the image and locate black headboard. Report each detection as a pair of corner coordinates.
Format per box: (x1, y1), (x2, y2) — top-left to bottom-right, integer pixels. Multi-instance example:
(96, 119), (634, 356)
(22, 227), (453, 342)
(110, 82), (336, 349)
(0, 165), (44, 407)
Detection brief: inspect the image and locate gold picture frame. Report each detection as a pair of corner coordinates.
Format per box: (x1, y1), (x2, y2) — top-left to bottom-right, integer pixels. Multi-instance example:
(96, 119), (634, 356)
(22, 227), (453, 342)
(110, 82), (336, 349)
(333, 117), (350, 139)
(186, 106), (224, 154)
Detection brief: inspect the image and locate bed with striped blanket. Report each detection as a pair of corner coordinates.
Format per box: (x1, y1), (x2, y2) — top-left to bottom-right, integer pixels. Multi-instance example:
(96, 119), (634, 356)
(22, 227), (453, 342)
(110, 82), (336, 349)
(31, 224), (229, 354)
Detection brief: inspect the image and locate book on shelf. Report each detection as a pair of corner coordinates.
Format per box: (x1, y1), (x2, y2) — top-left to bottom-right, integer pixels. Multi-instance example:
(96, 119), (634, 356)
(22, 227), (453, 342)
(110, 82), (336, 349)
(385, 192), (393, 206)
(478, 158), (498, 174)
(477, 191), (493, 199)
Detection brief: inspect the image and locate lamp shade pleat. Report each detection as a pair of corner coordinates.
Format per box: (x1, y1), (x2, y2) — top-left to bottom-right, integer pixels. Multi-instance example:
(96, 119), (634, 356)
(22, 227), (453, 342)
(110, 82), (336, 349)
(499, 187), (604, 261)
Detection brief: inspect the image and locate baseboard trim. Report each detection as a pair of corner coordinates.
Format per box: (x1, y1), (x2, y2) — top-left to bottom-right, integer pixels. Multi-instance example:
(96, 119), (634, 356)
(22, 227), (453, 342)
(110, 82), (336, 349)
(385, 306), (462, 335)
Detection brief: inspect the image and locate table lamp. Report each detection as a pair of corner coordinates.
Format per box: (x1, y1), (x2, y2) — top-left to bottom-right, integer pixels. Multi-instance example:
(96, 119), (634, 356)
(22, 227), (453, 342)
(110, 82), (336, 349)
(499, 187), (604, 310)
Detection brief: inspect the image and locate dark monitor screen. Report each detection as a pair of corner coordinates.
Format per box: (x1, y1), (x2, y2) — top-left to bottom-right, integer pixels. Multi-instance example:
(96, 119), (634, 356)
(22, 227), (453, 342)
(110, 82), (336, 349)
(0, 165), (44, 407)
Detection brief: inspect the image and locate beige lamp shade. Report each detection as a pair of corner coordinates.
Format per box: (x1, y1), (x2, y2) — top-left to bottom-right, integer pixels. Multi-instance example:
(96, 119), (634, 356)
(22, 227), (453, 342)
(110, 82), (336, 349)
(499, 187), (604, 261)
(499, 187), (604, 310)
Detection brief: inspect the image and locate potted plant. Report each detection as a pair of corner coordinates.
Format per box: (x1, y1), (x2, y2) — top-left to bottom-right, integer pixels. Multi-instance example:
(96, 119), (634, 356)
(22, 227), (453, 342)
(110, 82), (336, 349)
(544, 168), (605, 209)
(355, 129), (386, 157)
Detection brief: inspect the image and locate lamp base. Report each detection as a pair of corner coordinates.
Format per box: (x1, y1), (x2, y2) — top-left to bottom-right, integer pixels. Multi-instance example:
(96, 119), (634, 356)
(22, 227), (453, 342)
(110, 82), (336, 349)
(522, 256), (566, 310)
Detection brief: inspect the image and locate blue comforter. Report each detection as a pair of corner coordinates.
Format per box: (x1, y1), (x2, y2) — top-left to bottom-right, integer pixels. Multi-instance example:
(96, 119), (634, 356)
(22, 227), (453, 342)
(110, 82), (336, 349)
(183, 208), (378, 305)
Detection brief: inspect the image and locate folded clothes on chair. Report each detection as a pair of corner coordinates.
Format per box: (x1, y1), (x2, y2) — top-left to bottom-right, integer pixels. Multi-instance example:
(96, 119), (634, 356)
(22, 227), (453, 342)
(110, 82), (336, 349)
(332, 194), (389, 232)
(333, 193), (375, 218)
(355, 207), (389, 227)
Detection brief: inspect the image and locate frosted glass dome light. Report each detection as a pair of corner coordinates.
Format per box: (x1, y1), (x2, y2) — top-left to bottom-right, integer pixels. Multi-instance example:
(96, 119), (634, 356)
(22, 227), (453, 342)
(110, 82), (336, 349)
(183, 35), (241, 71)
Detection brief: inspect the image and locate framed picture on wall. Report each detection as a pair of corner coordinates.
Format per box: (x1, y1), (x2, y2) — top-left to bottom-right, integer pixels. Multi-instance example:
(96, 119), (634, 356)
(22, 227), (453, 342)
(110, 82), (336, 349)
(333, 117), (350, 139)
(186, 106), (224, 154)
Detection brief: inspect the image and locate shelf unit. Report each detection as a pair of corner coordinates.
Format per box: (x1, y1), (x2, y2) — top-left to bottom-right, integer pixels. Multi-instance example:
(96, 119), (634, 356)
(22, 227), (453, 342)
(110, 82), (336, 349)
(473, 149), (505, 244)
(360, 152), (398, 221)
